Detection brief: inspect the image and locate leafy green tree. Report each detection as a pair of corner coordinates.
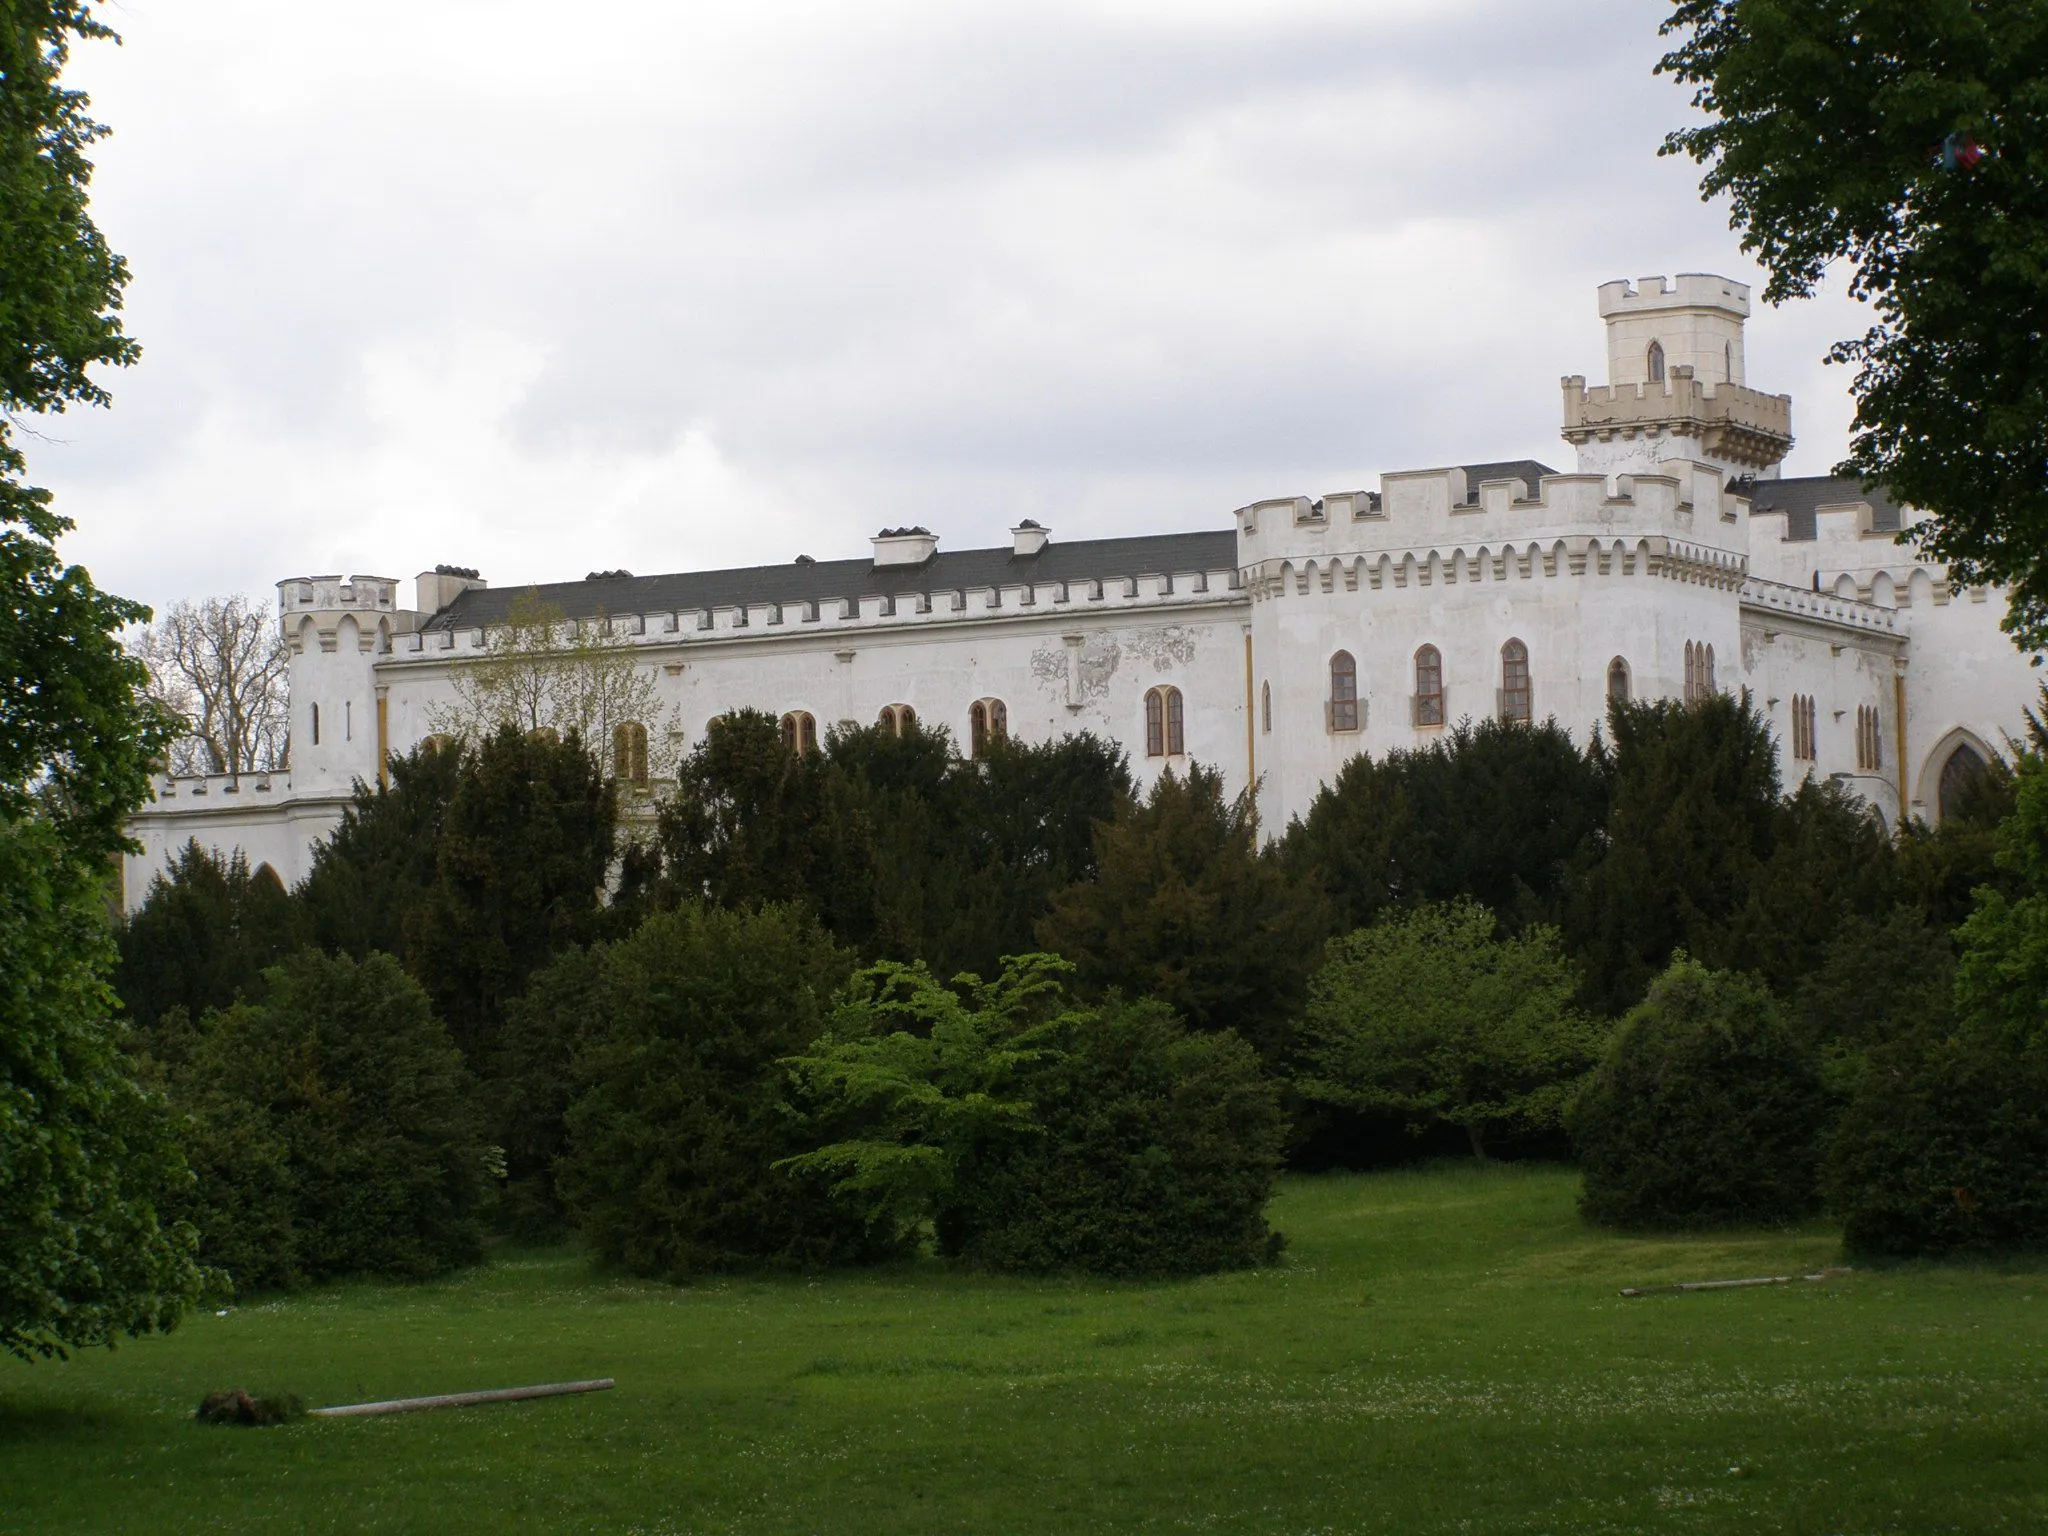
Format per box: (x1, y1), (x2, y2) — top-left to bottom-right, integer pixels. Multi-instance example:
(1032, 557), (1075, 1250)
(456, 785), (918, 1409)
(784, 955), (1284, 1275)
(295, 739), (467, 963)
(1566, 694), (1781, 1015)
(1658, 2), (2048, 647)
(1827, 753), (2048, 1255)
(163, 950), (491, 1290)
(1039, 764), (1330, 1064)
(1283, 717), (1606, 934)
(115, 841), (302, 1030)
(1, 822), (203, 1359)
(556, 903), (880, 1277)
(1572, 956), (1827, 1229)
(1293, 900), (1604, 1159)
(1, 2), (204, 1359)
(406, 725), (616, 1062)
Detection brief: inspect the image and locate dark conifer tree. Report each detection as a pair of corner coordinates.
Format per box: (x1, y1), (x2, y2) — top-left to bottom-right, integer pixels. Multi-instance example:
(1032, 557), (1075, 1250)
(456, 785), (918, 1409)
(406, 726), (615, 1062)
(296, 739), (466, 963)
(1038, 763), (1330, 1064)
(116, 842), (303, 1029)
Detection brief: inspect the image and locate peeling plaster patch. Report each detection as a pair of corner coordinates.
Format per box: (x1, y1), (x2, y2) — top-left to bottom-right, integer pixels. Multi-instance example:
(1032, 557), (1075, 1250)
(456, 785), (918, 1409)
(1126, 626), (1199, 671)
(1028, 643), (1068, 699)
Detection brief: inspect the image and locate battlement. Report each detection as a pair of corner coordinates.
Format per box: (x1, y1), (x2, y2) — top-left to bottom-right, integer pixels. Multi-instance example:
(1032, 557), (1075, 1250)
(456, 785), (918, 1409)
(1598, 273), (1750, 319)
(279, 574), (415, 656)
(1234, 459), (1742, 566)
(1562, 369), (1792, 473)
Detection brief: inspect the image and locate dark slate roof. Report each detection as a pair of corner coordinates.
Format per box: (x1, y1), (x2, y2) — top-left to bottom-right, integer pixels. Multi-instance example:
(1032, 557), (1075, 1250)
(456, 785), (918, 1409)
(422, 528), (1241, 631)
(1746, 474), (1903, 541)
(1459, 460), (1559, 501)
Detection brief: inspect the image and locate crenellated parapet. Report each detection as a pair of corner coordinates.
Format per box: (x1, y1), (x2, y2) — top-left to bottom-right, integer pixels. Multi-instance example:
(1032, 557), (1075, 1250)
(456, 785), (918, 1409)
(278, 574), (412, 655)
(1561, 369), (1793, 473)
(1235, 460), (1747, 600)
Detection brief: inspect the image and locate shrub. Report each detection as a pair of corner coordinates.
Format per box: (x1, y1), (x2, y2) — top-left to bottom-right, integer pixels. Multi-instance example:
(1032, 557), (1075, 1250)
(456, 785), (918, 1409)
(946, 1000), (1285, 1276)
(170, 949), (490, 1290)
(1571, 956), (1826, 1228)
(491, 942), (608, 1242)
(1824, 1021), (2048, 1257)
(555, 903), (882, 1277)
(1293, 900), (1604, 1159)
(784, 956), (1286, 1276)
(116, 841), (302, 1030)
(1825, 753), (2048, 1256)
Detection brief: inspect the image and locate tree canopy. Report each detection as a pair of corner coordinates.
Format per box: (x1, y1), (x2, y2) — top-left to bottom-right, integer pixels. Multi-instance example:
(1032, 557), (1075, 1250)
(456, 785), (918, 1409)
(1659, 0), (2048, 647)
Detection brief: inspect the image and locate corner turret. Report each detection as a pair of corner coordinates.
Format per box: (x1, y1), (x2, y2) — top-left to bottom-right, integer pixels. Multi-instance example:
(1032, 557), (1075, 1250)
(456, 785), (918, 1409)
(277, 574), (415, 795)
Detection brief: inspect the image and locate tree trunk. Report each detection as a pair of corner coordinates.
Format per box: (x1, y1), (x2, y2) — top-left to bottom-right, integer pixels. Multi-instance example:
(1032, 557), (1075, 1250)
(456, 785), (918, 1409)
(1465, 1121), (1488, 1160)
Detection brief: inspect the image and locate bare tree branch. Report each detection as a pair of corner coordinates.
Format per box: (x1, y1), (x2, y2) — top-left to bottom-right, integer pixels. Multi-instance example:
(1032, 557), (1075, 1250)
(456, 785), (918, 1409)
(130, 595), (290, 775)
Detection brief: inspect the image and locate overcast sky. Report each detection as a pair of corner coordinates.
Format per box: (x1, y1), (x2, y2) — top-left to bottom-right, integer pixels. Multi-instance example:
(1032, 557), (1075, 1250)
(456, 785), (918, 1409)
(33, 0), (1869, 615)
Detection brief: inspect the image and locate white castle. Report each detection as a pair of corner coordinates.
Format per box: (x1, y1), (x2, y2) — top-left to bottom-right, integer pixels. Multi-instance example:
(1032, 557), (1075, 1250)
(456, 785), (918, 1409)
(122, 275), (2041, 908)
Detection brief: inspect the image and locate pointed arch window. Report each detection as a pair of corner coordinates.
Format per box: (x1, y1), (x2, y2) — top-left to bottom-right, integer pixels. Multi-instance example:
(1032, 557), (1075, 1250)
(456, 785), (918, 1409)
(1260, 680), (1271, 735)
(969, 698), (1008, 758)
(1412, 644), (1444, 727)
(613, 721), (650, 785)
(1498, 639), (1530, 723)
(1647, 340), (1666, 383)
(779, 710), (817, 755)
(1939, 743), (1989, 821)
(1790, 694), (1816, 761)
(1328, 651), (1359, 733)
(1144, 686), (1185, 757)
(878, 703), (916, 737)
(1724, 340), (1734, 382)
(1607, 656), (1630, 704)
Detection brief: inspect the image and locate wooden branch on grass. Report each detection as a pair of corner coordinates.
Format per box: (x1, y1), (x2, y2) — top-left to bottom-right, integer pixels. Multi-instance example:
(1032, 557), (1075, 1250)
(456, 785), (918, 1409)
(309, 1379), (615, 1418)
(1620, 1267), (1849, 1298)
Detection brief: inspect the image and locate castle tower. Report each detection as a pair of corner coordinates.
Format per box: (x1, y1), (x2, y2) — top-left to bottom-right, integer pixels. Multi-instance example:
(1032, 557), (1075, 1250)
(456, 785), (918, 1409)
(1560, 274), (1794, 483)
(277, 575), (409, 796)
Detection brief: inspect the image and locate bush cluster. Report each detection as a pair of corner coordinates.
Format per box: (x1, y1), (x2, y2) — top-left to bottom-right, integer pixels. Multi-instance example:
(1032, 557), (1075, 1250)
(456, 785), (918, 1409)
(109, 687), (2048, 1283)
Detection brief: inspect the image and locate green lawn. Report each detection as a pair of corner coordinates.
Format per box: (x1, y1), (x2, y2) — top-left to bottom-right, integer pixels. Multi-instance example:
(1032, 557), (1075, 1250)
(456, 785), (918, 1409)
(4, 1163), (2045, 1534)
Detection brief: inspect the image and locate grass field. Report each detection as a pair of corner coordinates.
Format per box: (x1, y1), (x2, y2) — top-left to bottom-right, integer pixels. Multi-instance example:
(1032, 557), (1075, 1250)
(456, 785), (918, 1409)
(4, 1163), (2045, 1534)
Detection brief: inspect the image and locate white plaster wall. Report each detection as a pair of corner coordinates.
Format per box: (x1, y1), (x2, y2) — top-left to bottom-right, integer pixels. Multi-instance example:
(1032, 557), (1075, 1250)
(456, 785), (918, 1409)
(122, 786), (349, 911)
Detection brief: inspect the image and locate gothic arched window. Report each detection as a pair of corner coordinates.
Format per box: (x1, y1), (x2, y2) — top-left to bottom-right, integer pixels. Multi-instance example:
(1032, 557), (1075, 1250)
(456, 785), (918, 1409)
(779, 711), (817, 755)
(1499, 639), (1531, 723)
(1261, 680), (1272, 735)
(1939, 743), (1988, 822)
(970, 698), (1008, 758)
(613, 720), (650, 785)
(1607, 656), (1630, 704)
(1413, 644), (1444, 727)
(878, 703), (915, 737)
(1145, 686), (1185, 757)
(1328, 651), (1359, 733)
(1648, 340), (1666, 383)
(1856, 705), (1883, 771)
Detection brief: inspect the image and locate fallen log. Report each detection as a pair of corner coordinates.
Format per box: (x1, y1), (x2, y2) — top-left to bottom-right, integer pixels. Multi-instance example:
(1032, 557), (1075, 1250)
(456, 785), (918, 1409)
(308, 1378), (615, 1418)
(1620, 1267), (1849, 1298)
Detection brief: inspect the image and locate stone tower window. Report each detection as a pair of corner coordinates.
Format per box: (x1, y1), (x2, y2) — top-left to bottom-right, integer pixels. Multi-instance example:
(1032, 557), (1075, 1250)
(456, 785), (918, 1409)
(1145, 686), (1185, 757)
(613, 721), (650, 786)
(1413, 645), (1444, 727)
(1607, 656), (1630, 704)
(970, 698), (1008, 758)
(1856, 705), (1883, 772)
(1791, 694), (1816, 761)
(1261, 680), (1271, 735)
(1498, 640), (1531, 723)
(779, 710), (817, 755)
(1648, 340), (1666, 383)
(1328, 651), (1359, 733)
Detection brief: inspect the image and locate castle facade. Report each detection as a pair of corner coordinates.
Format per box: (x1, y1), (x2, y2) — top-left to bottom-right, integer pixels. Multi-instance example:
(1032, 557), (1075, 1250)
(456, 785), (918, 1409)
(122, 276), (2040, 908)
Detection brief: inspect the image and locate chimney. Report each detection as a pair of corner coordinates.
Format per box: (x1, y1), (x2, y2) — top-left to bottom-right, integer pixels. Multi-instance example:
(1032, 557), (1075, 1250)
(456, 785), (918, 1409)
(415, 565), (486, 616)
(1011, 519), (1049, 557)
(871, 526), (938, 567)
